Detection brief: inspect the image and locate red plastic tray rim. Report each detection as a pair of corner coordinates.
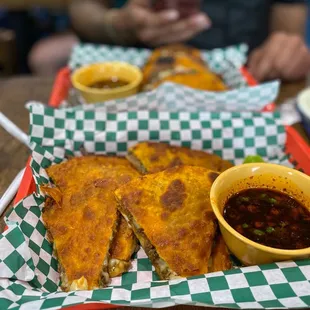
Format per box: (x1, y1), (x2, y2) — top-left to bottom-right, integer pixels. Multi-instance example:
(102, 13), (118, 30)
(9, 65), (310, 310)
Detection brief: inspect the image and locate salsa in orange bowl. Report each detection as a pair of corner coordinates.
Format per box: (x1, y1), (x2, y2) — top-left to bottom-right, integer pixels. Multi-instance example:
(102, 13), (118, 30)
(223, 188), (310, 250)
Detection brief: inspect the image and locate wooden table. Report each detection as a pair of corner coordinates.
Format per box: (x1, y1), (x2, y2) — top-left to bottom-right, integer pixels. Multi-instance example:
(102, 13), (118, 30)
(0, 77), (54, 196)
(277, 80), (310, 143)
(0, 76), (309, 310)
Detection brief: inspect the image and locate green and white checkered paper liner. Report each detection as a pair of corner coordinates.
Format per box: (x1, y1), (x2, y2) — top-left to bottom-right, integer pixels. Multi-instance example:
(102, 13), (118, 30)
(68, 44), (279, 110)
(66, 80), (279, 113)
(69, 43), (248, 77)
(69, 43), (248, 88)
(1, 103), (309, 310)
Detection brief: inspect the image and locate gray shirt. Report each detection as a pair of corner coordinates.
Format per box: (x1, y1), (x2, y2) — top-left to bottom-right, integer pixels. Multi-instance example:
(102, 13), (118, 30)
(99, 0), (305, 50)
(186, 0), (306, 51)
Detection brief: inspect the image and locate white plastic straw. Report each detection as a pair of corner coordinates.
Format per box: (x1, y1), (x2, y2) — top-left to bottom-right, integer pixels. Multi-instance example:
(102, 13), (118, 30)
(0, 112), (30, 216)
(0, 112), (29, 147)
(0, 168), (25, 216)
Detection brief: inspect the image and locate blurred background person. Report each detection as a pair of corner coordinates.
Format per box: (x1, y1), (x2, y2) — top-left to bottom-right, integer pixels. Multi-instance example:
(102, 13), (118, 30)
(69, 0), (310, 82)
(0, 6), (76, 75)
(27, 8), (77, 76)
(0, 0), (309, 78)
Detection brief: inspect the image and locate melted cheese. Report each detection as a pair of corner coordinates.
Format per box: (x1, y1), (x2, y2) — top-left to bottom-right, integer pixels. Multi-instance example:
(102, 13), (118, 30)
(70, 277), (88, 291)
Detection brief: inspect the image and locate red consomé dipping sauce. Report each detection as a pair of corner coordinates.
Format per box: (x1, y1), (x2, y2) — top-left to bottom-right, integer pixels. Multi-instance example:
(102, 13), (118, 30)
(223, 188), (310, 250)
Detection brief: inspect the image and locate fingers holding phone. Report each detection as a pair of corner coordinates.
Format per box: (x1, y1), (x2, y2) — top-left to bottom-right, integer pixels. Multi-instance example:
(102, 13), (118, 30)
(138, 13), (211, 46)
(152, 0), (202, 18)
(121, 0), (211, 47)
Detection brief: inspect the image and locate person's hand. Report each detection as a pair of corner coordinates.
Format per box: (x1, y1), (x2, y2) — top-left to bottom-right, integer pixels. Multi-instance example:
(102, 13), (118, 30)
(119, 0), (211, 46)
(248, 32), (310, 82)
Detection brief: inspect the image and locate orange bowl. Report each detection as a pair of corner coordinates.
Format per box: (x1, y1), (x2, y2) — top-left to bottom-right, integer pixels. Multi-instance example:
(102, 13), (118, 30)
(210, 163), (310, 265)
(71, 62), (143, 103)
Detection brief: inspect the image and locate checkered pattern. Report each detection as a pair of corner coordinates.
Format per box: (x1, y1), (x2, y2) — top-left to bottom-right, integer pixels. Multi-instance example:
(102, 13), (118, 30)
(69, 43), (248, 72)
(0, 222), (35, 282)
(1, 103), (308, 309)
(27, 103), (286, 165)
(69, 44), (152, 69)
(1, 254), (310, 309)
(279, 98), (302, 126)
(67, 44), (262, 107)
(202, 44), (249, 89)
(7, 195), (59, 293)
(70, 80), (279, 113)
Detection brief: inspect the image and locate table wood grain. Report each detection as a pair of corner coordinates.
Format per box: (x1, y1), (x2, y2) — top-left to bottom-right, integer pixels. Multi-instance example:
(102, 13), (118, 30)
(0, 77), (54, 231)
(0, 76), (309, 310)
(0, 76), (54, 196)
(276, 80), (310, 144)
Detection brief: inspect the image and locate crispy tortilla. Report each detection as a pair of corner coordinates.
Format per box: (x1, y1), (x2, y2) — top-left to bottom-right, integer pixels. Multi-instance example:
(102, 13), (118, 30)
(142, 44), (227, 91)
(46, 156), (134, 189)
(109, 216), (139, 277)
(210, 235), (232, 273)
(43, 156), (139, 290)
(127, 142), (233, 174)
(115, 165), (219, 279)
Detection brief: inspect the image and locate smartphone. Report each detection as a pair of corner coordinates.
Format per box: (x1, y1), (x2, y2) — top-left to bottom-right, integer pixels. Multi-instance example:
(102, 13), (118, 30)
(152, 0), (201, 19)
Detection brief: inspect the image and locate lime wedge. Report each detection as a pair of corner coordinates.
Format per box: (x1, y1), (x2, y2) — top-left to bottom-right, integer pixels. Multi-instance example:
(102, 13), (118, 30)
(243, 155), (265, 164)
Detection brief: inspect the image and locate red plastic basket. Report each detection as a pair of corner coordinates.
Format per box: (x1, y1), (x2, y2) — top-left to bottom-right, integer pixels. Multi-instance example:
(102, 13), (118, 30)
(15, 64), (310, 208)
(50, 67), (276, 111)
(11, 65), (310, 310)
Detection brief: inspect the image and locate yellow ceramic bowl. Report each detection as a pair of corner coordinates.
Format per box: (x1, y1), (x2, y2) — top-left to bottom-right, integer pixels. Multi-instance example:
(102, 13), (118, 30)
(71, 62), (143, 103)
(210, 163), (310, 266)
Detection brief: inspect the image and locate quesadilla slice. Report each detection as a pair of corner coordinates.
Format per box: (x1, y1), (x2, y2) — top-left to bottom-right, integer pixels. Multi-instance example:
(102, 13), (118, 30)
(43, 156), (139, 291)
(127, 142), (233, 174)
(109, 216), (139, 277)
(115, 165), (219, 279)
(141, 44), (227, 92)
(46, 156), (134, 189)
(209, 235), (232, 273)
